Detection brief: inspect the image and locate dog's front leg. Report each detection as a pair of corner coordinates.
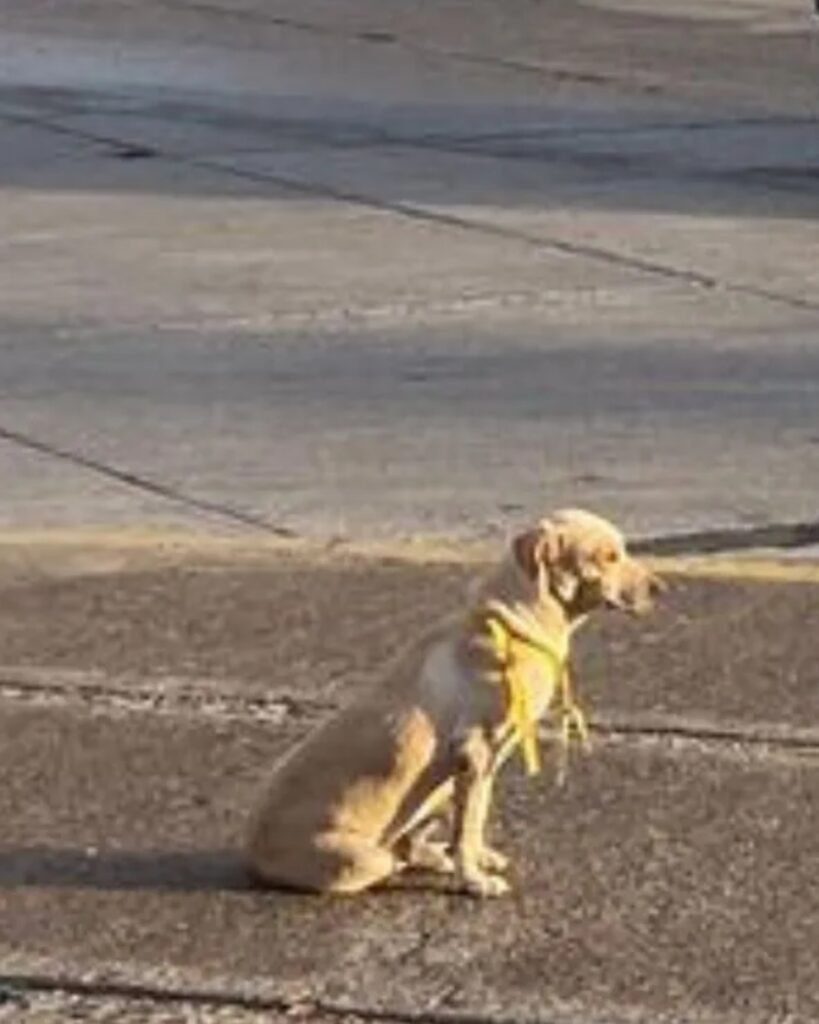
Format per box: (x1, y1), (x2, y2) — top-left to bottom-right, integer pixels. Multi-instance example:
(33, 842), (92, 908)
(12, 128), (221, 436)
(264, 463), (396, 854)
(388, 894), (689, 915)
(451, 729), (510, 897)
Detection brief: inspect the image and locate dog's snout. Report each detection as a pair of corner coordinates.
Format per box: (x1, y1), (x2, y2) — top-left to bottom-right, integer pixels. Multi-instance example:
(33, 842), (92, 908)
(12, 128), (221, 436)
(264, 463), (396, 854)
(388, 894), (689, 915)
(613, 561), (664, 615)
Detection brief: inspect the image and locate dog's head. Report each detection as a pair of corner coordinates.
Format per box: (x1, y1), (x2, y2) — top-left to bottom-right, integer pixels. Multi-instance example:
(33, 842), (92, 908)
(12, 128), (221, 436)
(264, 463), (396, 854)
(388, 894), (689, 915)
(512, 508), (663, 618)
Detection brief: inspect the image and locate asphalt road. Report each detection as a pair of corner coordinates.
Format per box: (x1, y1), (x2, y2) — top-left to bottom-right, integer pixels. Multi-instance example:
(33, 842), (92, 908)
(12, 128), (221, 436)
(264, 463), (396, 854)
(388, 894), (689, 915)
(0, 544), (817, 1024)
(1, 0), (818, 545)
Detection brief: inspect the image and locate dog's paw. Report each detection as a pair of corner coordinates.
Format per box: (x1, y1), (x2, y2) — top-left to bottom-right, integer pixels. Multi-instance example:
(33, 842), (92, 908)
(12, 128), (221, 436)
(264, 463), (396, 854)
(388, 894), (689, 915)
(459, 869), (512, 898)
(478, 845), (510, 874)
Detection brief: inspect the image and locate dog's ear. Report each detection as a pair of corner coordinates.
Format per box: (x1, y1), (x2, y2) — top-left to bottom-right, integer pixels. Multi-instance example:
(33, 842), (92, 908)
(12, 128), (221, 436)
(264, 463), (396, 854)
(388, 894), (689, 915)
(513, 520), (586, 605)
(512, 520), (564, 595)
(512, 527), (545, 581)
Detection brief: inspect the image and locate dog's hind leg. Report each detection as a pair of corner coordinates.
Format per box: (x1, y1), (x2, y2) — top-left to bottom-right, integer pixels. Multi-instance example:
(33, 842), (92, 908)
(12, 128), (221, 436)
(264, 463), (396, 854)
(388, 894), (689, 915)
(249, 830), (399, 894)
(320, 833), (399, 893)
(394, 818), (455, 875)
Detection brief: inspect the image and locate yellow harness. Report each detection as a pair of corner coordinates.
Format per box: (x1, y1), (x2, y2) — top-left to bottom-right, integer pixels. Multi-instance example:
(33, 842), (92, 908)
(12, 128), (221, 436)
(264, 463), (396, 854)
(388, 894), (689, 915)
(484, 614), (590, 779)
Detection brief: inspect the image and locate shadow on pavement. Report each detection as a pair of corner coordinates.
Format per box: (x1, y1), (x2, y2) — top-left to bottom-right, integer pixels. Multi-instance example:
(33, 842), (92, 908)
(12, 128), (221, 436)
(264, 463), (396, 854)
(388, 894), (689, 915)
(0, 845), (465, 897)
(3, 83), (819, 221)
(0, 846), (252, 893)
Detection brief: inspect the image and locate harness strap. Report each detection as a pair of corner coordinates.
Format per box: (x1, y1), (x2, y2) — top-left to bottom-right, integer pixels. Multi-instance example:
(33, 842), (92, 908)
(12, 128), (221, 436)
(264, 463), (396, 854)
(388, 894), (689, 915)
(482, 613), (589, 779)
(555, 665), (591, 786)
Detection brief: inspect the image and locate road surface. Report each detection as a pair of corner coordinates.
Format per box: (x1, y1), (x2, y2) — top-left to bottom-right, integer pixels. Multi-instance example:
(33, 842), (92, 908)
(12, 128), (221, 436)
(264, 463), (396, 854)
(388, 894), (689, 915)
(0, 0), (818, 545)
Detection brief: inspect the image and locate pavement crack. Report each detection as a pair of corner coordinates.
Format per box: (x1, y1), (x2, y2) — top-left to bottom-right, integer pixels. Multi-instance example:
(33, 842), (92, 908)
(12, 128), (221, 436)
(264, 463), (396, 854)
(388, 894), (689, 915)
(0, 667), (334, 723)
(2, 666), (817, 759)
(157, 0), (669, 96)
(0, 424), (297, 540)
(590, 714), (819, 757)
(0, 971), (549, 1024)
(0, 974), (300, 1021)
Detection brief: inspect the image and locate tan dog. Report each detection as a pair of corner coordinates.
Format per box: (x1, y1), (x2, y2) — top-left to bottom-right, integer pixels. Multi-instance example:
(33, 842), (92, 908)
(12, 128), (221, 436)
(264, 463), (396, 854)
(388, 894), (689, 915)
(245, 509), (662, 897)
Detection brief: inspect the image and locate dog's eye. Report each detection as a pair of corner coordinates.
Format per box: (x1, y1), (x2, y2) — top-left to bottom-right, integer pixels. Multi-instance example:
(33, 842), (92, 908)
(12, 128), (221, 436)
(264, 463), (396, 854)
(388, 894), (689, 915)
(600, 548), (619, 565)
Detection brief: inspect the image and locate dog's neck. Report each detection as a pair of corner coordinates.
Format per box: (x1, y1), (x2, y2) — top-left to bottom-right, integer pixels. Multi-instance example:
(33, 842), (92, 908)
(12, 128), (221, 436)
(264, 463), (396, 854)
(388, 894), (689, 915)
(469, 558), (577, 660)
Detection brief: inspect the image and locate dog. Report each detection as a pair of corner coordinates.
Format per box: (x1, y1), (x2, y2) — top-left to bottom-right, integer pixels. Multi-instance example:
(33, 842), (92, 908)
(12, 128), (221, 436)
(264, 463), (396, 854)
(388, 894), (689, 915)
(245, 508), (662, 897)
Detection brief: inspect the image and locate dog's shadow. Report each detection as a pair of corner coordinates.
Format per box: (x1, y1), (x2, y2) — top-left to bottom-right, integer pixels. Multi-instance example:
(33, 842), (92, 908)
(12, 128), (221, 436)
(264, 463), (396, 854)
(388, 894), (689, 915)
(0, 846), (253, 892)
(0, 846), (454, 896)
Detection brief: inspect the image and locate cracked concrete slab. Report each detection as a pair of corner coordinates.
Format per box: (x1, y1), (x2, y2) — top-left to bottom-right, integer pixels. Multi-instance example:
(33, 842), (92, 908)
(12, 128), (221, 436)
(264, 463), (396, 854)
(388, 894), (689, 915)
(211, 144), (819, 314)
(4, 317), (819, 542)
(2, 1), (819, 542)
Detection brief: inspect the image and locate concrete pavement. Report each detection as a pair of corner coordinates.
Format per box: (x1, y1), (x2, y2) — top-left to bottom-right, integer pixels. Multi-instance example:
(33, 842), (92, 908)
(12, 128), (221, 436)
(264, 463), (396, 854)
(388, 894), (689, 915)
(1, 0), (819, 544)
(0, 539), (817, 1023)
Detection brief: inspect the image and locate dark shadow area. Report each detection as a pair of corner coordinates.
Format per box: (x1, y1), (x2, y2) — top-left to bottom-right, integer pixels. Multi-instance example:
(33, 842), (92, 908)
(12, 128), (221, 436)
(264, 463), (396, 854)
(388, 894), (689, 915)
(0, 845), (459, 897)
(6, 326), (819, 424)
(0, 846), (253, 892)
(0, 84), (818, 223)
